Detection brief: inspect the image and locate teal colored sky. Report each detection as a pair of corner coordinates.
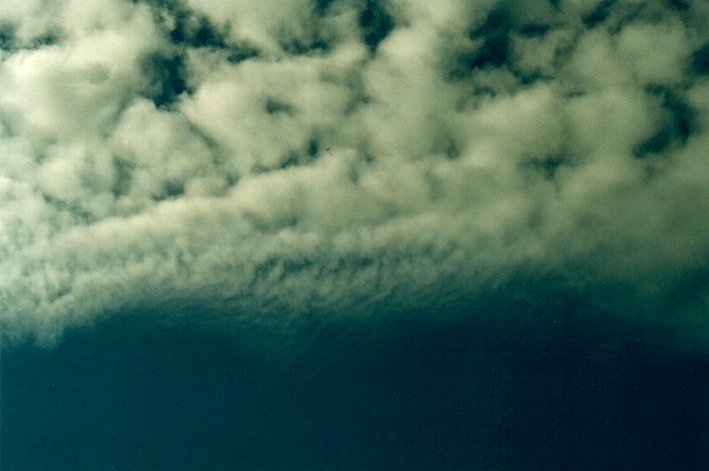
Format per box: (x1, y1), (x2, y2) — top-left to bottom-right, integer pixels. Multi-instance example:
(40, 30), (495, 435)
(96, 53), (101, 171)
(3, 303), (707, 469)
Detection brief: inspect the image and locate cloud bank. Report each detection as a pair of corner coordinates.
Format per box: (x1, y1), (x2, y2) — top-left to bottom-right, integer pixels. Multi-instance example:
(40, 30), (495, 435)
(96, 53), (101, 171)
(1, 0), (707, 345)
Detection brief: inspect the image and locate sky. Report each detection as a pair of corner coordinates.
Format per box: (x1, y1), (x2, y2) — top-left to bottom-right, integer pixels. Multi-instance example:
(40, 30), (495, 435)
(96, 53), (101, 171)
(0, 0), (708, 469)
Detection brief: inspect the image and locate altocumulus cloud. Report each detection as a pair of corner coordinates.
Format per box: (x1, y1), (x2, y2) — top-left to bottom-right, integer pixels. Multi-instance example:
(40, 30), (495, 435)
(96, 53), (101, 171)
(0, 0), (707, 346)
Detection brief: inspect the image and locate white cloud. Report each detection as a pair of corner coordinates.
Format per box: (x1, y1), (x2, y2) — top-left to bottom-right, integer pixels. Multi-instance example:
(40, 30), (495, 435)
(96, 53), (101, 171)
(0, 0), (707, 348)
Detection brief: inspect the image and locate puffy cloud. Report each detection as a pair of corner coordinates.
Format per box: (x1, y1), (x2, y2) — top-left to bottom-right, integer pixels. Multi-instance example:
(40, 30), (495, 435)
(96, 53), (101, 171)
(1, 0), (707, 347)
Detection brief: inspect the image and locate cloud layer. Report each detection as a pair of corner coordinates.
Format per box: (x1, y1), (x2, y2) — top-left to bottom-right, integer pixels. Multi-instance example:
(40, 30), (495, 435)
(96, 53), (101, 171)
(1, 0), (707, 345)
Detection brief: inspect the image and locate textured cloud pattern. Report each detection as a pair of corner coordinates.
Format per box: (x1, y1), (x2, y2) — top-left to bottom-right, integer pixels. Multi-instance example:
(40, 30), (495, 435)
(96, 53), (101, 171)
(1, 0), (707, 344)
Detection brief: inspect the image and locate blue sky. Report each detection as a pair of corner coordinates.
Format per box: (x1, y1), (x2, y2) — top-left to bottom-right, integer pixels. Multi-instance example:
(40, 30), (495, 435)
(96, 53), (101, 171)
(1, 0), (707, 468)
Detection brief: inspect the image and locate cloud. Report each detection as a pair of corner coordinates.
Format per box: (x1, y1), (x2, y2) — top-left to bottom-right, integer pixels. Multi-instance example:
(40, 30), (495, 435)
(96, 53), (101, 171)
(1, 0), (707, 346)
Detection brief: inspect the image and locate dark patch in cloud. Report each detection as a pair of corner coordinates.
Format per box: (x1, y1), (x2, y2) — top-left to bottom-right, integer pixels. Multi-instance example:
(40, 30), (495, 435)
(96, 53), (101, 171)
(276, 2), (337, 54)
(468, 8), (512, 70)
(281, 37), (331, 56)
(447, 54), (478, 82)
(225, 45), (260, 64)
(141, 0), (251, 60)
(0, 21), (15, 50)
(361, 152), (375, 164)
(40, 193), (93, 224)
(599, 1), (668, 36)
(691, 42), (709, 75)
(635, 86), (696, 158)
(140, 0), (261, 61)
(139, 52), (191, 109)
(136, 0), (215, 46)
(442, 139), (461, 160)
(447, 8), (557, 85)
(0, 21), (63, 52)
(517, 71), (545, 86)
(665, 0), (691, 12)
(634, 127), (674, 158)
(519, 23), (552, 38)
(158, 180), (186, 201)
(522, 156), (566, 181)
(306, 139), (320, 158)
(582, 0), (617, 29)
(278, 152), (303, 170)
(314, 0), (336, 16)
(111, 158), (134, 199)
(359, 0), (394, 52)
(32, 32), (63, 48)
(264, 97), (295, 116)
(168, 12), (227, 50)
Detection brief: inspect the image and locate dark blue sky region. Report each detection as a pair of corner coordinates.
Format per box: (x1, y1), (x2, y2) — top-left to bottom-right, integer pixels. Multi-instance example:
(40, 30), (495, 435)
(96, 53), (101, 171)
(3, 300), (708, 470)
